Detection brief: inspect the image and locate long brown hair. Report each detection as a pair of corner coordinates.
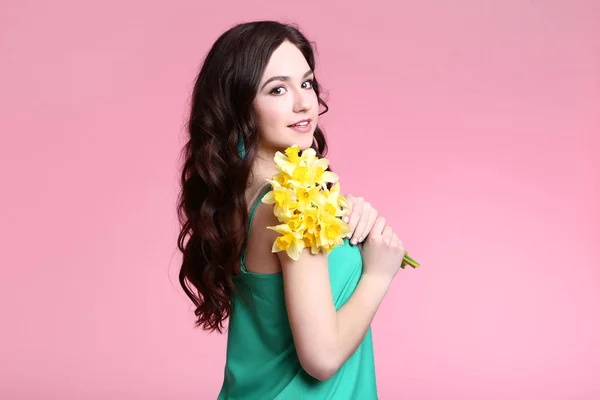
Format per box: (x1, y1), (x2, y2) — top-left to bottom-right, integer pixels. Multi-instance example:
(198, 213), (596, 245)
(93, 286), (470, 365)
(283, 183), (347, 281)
(177, 21), (331, 333)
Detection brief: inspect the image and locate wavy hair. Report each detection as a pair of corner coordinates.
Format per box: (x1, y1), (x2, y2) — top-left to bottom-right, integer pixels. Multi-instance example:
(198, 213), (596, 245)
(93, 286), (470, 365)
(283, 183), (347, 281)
(177, 21), (331, 333)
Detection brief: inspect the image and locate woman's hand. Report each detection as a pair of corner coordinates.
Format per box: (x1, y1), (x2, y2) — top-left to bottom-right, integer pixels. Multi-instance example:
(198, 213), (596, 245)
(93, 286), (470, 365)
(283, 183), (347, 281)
(342, 194), (378, 246)
(360, 215), (406, 282)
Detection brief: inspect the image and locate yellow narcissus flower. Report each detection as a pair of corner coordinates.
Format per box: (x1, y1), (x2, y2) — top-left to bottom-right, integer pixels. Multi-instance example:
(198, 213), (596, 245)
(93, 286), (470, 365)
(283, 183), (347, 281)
(273, 145), (338, 188)
(300, 147), (339, 187)
(262, 180), (297, 221)
(262, 145), (419, 268)
(314, 210), (351, 254)
(314, 165), (338, 188)
(272, 171), (292, 187)
(262, 145), (352, 261)
(267, 223), (304, 261)
(301, 207), (319, 234)
(318, 182), (349, 218)
(286, 213), (304, 232)
(302, 231), (318, 254)
(273, 146), (301, 178)
(296, 186), (324, 211)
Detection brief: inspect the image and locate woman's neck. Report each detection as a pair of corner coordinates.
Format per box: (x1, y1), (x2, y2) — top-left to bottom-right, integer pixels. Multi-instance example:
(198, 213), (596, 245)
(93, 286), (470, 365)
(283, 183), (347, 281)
(245, 148), (278, 208)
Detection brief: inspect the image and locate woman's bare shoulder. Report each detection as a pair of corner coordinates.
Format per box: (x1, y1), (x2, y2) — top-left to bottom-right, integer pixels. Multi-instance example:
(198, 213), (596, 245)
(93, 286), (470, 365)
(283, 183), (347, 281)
(243, 201), (282, 274)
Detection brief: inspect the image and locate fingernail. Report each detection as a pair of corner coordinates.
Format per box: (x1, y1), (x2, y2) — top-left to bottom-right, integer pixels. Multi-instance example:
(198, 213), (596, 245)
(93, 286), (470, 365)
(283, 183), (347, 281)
(351, 239), (357, 245)
(359, 236), (363, 242)
(343, 216), (348, 222)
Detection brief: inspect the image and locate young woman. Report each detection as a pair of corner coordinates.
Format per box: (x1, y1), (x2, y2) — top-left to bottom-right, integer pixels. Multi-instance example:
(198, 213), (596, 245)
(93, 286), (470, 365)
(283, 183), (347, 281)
(177, 20), (406, 399)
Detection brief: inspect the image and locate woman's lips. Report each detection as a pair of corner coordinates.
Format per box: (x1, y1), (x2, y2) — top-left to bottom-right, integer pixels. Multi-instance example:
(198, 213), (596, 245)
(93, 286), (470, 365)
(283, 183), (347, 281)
(288, 120), (312, 133)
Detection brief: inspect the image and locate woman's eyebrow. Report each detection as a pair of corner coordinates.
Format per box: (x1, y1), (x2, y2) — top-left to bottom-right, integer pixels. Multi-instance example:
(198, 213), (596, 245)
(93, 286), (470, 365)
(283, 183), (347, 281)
(260, 69), (314, 90)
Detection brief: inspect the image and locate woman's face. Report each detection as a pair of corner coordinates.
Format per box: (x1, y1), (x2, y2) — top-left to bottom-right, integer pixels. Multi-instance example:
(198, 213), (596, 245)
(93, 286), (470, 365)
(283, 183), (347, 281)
(253, 40), (319, 154)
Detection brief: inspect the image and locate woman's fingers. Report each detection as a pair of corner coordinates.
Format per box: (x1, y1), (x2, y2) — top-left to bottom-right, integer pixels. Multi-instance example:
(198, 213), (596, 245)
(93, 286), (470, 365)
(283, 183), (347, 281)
(345, 196), (363, 239)
(352, 205), (377, 245)
(342, 194), (381, 246)
(369, 216), (387, 240)
(350, 201), (372, 244)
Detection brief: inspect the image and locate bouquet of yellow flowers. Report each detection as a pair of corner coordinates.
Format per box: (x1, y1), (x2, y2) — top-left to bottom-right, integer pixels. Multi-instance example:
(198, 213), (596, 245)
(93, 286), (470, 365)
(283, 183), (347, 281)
(262, 145), (419, 269)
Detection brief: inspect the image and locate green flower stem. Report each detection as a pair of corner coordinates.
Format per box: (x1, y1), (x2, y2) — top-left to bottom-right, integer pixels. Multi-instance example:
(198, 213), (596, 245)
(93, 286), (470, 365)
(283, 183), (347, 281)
(401, 252), (420, 269)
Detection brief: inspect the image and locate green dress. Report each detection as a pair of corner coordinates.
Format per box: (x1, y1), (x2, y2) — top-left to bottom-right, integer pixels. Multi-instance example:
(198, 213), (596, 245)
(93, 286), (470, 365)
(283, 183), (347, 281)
(217, 186), (378, 400)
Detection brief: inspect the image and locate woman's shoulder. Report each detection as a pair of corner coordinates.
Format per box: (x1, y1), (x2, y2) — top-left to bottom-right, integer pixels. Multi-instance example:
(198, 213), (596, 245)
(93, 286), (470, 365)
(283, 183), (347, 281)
(244, 191), (282, 275)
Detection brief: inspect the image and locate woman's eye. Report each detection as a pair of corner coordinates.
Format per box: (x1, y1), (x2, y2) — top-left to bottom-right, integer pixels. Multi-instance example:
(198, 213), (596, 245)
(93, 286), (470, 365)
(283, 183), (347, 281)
(270, 86), (287, 95)
(270, 80), (313, 95)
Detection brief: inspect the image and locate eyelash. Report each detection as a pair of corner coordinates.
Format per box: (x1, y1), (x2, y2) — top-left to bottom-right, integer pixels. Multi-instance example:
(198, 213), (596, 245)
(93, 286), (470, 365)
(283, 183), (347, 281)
(270, 79), (314, 95)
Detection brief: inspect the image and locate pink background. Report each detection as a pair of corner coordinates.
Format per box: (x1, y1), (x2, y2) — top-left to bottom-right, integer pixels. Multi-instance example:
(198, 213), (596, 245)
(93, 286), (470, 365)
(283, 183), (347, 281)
(1, 0), (598, 399)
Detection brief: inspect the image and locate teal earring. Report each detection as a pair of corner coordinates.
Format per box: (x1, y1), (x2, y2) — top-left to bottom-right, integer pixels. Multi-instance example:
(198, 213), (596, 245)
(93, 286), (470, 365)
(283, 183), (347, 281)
(237, 134), (246, 158)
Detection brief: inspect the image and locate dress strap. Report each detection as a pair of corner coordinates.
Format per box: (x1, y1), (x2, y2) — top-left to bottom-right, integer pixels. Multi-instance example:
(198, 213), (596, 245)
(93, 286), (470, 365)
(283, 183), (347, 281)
(240, 184), (272, 272)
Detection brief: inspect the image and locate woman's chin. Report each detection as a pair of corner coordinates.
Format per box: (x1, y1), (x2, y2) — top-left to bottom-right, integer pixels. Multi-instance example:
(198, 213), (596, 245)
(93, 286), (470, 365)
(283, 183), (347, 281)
(295, 135), (315, 150)
(273, 134), (315, 153)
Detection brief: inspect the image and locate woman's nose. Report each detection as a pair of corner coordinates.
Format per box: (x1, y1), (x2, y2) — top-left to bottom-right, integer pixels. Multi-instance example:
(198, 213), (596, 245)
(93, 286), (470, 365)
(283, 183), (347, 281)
(293, 91), (312, 113)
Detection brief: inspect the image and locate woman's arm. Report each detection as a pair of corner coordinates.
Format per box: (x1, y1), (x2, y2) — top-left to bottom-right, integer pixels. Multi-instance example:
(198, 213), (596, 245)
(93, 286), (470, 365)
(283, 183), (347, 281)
(278, 246), (391, 381)
(256, 195), (394, 381)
